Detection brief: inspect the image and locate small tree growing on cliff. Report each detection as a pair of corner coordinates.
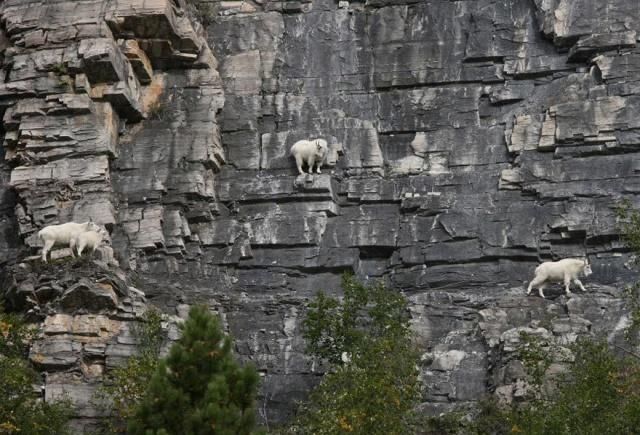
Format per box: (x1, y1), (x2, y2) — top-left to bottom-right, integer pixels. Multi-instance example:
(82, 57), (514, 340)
(0, 309), (72, 434)
(96, 307), (164, 433)
(128, 305), (259, 435)
(450, 339), (640, 435)
(615, 199), (640, 339)
(288, 274), (421, 435)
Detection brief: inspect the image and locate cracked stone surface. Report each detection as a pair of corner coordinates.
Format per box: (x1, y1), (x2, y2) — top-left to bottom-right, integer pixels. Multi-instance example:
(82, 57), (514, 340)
(1, 0), (640, 430)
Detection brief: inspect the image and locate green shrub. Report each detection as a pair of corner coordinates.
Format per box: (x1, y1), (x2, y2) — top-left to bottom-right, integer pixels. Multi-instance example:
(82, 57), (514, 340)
(147, 100), (168, 121)
(287, 274), (421, 435)
(51, 62), (68, 76)
(615, 199), (640, 340)
(191, 1), (219, 27)
(96, 307), (164, 433)
(0, 310), (72, 434)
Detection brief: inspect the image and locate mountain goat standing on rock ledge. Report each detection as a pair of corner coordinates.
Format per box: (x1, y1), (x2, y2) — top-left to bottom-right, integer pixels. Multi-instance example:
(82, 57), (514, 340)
(290, 138), (329, 175)
(37, 221), (102, 262)
(527, 258), (592, 298)
(70, 230), (104, 257)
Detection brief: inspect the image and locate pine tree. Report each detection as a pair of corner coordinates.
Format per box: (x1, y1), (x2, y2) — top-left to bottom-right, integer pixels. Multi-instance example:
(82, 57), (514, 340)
(128, 305), (259, 435)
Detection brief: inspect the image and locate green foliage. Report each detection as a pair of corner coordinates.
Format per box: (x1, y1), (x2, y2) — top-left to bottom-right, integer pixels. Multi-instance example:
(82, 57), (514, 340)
(51, 62), (68, 76)
(147, 100), (168, 121)
(516, 332), (553, 389)
(191, 1), (219, 27)
(420, 410), (473, 435)
(623, 283), (640, 341)
(510, 340), (640, 435)
(535, 340), (635, 435)
(132, 307), (164, 357)
(615, 199), (640, 257)
(420, 400), (510, 435)
(0, 310), (72, 434)
(615, 199), (640, 340)
(430, 339), (640, 435)
(49, 62), (74, 91)
(96, 307), (164, 433)
(128, 305), (259, 435)
(466, 399), (514, 435)
(288, 274), (421, 435)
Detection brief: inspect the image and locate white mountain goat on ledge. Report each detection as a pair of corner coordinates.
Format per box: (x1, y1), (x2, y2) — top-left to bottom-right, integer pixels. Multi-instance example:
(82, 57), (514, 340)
(70, 230), (104, 257)
(526, 258), (593, 298)
(37, 221), (102, 262)
(290, 138), (329, 175)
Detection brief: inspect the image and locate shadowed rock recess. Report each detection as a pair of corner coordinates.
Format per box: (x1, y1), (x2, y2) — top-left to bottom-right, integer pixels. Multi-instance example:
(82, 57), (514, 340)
(1, 0), (640, 430)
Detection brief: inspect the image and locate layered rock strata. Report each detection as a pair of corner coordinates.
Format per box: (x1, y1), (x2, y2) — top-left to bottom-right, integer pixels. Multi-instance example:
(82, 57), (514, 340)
(0, 0), (223, 431)
(206, 0), (640, 423)
(0, 0), (640, 430)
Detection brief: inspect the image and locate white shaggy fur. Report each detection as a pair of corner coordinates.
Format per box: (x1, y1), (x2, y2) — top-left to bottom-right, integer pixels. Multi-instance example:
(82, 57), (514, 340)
(527, 258), (593, 298)
(70, 230), (103, 257)
(290, 138), (329, 175)
(37, 221), (101, 262)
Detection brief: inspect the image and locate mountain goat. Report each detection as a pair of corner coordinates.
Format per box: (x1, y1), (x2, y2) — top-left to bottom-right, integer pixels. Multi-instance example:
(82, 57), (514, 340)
(37, 221), (101, 262)
(526, 258), (592, 298)
(290, 138), (329, 175)
(70, 230), (104, 257)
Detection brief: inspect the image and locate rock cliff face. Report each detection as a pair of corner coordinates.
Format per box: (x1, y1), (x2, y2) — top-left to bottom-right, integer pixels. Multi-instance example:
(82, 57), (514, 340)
(1, 0), (640, 430)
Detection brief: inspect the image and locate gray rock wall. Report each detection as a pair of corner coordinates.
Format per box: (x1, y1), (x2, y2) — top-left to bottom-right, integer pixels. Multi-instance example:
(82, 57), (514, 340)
(0, 0), (226, 431)
(0, 0), (640, 430)
(206, 0), (640, 423)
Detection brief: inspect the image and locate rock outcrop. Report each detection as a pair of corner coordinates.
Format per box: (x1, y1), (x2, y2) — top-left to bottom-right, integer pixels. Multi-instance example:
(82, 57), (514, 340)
(1, 0), (640, 430)
(0, 0), (223, 431)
